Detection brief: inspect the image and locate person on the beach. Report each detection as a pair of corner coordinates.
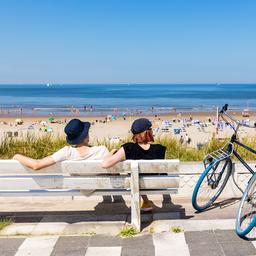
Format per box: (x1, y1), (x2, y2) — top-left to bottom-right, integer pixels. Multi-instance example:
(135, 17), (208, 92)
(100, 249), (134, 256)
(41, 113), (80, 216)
(13, 119), (110, 170)
(102, 118), (166, 211)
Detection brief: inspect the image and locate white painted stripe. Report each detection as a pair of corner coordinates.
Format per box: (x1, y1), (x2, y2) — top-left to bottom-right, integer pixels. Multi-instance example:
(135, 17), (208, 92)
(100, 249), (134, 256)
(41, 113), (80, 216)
(15, 236), (58, 256)
(85, 246), (122, 256)
(252, 240), (256, 249)
(153, 233), (190, 256)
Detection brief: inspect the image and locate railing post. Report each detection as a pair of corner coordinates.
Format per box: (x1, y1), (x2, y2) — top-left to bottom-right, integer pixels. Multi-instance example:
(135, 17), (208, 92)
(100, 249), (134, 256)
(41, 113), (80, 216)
(130, 160), (141, 231)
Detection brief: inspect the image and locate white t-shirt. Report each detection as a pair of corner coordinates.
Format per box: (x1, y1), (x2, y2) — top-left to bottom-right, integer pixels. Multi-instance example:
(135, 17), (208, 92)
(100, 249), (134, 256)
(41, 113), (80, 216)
(51, 145), (109, 162)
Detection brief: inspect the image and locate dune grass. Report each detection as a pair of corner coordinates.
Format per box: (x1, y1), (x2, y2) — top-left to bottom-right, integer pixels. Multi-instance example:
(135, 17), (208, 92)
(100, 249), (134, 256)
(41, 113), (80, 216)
(0, 218), (13, 230)
(1, 134), (256, 161)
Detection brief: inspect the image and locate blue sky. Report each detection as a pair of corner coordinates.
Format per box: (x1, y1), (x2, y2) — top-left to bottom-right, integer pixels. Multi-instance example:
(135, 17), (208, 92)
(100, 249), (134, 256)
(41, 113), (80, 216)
(0, 0), (255, 84)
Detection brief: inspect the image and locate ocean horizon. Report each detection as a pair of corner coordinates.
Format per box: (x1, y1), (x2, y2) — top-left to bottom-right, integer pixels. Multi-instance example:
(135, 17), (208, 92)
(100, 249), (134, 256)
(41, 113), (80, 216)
(0, 84), (256, 116)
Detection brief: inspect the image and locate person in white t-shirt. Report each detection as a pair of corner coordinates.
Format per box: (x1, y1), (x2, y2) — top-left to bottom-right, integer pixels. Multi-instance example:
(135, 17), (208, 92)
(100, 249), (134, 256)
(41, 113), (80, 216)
(13, 119), (110, 170)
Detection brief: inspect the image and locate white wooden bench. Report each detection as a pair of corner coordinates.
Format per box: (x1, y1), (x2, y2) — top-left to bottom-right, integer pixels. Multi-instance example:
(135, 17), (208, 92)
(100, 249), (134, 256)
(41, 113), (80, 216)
(0, 159), (180, 230)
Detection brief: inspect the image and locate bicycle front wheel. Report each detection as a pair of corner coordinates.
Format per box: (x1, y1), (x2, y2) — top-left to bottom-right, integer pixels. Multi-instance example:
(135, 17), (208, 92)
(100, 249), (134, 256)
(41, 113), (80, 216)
(236, 174), (256, 239)
(192, 158), (232, 212)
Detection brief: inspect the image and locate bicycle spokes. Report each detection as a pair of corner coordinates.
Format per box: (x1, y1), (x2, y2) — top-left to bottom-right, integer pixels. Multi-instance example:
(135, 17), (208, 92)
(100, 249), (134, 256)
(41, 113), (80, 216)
(206, 162), (226, 189)
(195, 160), (231, 208)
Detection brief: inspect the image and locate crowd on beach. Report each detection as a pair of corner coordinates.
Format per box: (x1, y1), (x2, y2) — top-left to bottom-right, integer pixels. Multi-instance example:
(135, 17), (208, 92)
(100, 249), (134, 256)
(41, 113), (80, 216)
(1, 109), (255, 148)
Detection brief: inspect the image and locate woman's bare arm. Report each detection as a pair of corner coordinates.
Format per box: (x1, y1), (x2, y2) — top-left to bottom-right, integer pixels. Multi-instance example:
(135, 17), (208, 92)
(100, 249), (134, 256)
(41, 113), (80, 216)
(13, 154), (56, 170)
(101, 147), (126, 168)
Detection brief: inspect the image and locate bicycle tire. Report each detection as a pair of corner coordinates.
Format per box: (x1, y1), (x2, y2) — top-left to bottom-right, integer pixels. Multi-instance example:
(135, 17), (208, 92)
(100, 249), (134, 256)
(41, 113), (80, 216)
(236, 174), (256, 238)
(192, 158), (232, 212)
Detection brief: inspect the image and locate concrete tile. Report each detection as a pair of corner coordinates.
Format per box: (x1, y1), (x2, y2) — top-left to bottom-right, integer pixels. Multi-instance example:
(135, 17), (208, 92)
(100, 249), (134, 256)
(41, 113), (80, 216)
(52, 236), (90, 251)
(121, 234), (153, 247)
(0, 251), (18, 256)
(0, 238), (25, 252)
(185, 230), (218, 244)
(15, 248), (54, 256)
(153, 233), (189, 256)
(17, 236), (58, 250)
(188, 242), (224, 256)
(121, 246), (154, 256)
(85, 246), (122, 256)
(220, 241), (256, 256)
(214, 229), (247, 243)
(89, 235), (121, 247)
(51, 249), (87, 256)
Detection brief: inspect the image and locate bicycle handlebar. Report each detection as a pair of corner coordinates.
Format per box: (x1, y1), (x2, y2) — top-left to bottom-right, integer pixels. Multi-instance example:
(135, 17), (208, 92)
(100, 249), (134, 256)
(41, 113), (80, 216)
(219, 104), (256, 129)
(219, 104), (229, 114)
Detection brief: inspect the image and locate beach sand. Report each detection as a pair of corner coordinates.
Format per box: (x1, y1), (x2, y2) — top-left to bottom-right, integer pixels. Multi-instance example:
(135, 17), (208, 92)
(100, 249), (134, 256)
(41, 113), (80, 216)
(1, 111), (256, 148)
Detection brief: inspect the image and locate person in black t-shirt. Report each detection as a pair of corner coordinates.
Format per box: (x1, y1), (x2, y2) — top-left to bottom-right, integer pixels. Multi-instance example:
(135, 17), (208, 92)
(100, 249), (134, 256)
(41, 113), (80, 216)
(102, 118), (166, 211)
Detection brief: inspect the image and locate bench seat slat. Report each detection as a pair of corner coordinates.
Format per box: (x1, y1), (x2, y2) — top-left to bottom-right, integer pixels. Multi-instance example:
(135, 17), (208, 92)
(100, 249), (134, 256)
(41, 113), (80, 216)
(0, 188), (178, 197)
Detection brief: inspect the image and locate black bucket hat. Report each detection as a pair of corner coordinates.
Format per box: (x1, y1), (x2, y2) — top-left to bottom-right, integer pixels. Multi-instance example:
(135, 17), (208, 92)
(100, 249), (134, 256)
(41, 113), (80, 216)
(131, 118), (152, 134)
(64, 119), (91, 145)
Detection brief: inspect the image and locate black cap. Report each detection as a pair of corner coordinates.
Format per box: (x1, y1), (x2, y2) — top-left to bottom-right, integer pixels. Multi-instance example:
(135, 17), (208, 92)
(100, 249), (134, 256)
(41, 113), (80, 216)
(64, 119), (91, 145)
(131, 118), (152, 134)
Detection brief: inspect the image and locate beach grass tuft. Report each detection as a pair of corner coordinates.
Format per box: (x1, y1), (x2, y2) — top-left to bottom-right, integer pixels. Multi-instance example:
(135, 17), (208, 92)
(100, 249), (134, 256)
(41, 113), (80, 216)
(1, 134), (256, 161)
(119, 226), (139, 237)
(0, 217), (13, 231)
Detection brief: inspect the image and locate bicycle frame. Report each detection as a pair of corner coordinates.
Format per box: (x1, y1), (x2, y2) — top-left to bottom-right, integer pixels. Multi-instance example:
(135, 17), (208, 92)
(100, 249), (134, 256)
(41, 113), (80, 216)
(220, 108), (256, 176)
(230, 134), (255, 176)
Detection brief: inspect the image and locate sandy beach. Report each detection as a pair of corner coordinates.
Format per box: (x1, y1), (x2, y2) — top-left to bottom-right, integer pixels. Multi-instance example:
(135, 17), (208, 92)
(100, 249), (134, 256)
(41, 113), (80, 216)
(1, 111), (256, 148)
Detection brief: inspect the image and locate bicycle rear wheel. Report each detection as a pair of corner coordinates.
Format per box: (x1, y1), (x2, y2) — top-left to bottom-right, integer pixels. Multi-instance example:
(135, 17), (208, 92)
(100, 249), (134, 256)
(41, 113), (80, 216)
(192, 158), (232, 211)
(236, 174), (256, 239)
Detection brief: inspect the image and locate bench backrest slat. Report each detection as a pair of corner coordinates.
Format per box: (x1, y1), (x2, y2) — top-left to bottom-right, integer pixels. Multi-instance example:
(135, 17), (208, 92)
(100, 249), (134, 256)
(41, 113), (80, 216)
(0, 159), (179, 174)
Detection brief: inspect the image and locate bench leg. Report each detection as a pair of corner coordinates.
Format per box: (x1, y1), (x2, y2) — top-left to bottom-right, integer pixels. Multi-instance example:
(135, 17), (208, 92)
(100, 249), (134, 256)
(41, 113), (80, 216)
(130, 161), (141, 231)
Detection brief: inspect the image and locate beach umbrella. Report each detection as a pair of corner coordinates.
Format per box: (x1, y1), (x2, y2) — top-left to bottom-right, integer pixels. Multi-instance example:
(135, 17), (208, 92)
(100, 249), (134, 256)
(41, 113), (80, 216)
(48, 117), (55, 122)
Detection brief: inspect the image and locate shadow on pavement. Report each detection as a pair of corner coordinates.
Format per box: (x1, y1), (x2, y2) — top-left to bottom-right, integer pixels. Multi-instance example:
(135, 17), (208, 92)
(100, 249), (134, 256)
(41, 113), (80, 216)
(0, 195), (193, 225)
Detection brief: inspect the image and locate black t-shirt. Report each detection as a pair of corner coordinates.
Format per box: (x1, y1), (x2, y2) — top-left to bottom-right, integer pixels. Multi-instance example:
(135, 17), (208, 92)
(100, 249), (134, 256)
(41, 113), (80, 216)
(122, 142), (166, 160)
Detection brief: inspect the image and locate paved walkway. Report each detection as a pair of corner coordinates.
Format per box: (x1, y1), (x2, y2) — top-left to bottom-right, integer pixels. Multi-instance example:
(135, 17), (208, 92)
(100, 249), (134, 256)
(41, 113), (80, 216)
(0, 230), (255, 256)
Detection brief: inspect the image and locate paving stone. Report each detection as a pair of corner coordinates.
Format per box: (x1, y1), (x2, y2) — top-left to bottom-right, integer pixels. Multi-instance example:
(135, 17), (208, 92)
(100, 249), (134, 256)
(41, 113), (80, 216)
(89, 235), (121, 247)
(214, 229), (247, 243)
(153, 233), (190, 256)
(0, 238), (25, 252)
(121, 246), (154, 256)
(0, 251), (18, 256)
(220, 241), (256, 256)
(121, 234), (153, 247)
(52, 236), (90, 252)
(187, 242), (224, 256)
(85, 246), (122, 256)
(185, 230), (218, 244)
(51, 248), (87, 256)
(17, 236), (59, 251)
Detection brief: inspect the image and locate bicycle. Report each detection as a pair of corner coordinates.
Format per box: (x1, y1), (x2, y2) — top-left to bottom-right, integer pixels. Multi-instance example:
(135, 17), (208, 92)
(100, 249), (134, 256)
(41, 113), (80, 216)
(192, 104), (256, 238)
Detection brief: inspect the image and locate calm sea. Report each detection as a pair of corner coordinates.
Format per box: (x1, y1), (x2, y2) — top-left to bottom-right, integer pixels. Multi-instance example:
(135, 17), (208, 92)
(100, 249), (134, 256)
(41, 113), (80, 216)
(0, 84), (255, 116)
